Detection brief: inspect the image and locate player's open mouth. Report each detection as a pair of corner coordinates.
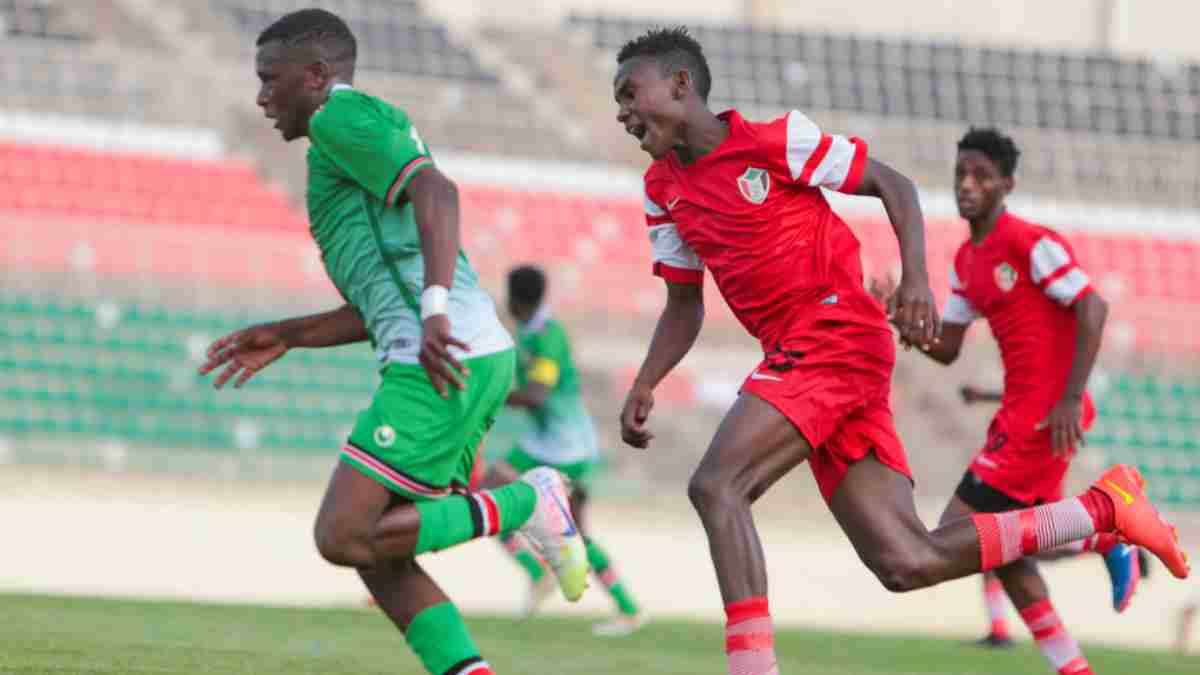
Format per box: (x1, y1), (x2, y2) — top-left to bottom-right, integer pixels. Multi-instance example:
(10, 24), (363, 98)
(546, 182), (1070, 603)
(626, 123), (647, 144)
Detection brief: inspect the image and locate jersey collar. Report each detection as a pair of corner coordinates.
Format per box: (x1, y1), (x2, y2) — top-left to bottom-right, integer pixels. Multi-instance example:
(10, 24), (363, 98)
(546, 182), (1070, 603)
(522, 303), (552, 334)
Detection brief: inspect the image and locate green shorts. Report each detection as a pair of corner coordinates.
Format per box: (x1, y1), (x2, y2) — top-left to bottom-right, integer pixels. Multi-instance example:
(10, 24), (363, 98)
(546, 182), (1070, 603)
(341, 349), (515, 502)
(504, 444), (596, 485)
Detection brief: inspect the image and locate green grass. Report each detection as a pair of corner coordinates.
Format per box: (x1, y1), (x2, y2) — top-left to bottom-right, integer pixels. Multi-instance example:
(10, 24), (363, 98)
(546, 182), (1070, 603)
(1, 593), (1195, 674)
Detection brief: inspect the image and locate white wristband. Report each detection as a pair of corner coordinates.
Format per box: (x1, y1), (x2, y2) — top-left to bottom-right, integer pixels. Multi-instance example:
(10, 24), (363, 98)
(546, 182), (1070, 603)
(420, 285), (449, 320)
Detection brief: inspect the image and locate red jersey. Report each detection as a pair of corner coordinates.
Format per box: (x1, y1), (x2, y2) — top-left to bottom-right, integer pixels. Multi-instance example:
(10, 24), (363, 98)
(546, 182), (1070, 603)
(642, 109), (888, 354)
(944, 212), (1096, 449)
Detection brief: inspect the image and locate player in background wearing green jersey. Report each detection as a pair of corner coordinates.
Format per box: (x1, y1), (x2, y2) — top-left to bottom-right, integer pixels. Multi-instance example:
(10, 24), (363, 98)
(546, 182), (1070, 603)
(197, 10), (588, 675)
(485, 265), (647, 636)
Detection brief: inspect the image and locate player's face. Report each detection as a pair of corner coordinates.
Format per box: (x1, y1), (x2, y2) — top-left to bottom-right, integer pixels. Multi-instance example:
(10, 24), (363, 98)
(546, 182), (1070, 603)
(508, 297), (535, 323)
(954, 150), (1012, 221)
(255, 41), (325, 142)
(614, 57), (687, 160)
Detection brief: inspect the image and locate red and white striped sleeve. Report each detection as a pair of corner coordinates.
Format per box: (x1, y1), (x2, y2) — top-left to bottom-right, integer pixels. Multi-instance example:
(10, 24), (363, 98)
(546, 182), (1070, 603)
(780, 110), (869, 193)
(1027, 230), (1093, 307)
(644, 185), (703, 285)
(942, 264), (981, 325)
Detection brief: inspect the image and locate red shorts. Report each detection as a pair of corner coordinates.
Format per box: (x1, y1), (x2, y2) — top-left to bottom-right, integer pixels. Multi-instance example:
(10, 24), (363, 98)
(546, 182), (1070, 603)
(741, 350), (913, 505)
(968, 397), (1097, 505)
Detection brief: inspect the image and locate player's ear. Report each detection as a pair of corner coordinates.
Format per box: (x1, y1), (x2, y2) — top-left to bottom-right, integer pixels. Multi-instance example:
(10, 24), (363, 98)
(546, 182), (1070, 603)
(305, 59), (332, 91)
(1002, 174), (1015, 195)
(672, 69), (691, 100)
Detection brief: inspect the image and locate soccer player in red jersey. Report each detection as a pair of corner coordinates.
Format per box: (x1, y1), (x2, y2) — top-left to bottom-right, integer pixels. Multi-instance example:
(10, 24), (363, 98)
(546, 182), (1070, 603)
(883, 128), (1136, 672)
(612, 28), (1189, 675)
(953, 380), (1150, 648)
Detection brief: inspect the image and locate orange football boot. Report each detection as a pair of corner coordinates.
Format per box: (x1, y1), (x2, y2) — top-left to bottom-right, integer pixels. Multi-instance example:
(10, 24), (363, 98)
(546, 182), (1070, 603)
(1093, 465), (1190, 579)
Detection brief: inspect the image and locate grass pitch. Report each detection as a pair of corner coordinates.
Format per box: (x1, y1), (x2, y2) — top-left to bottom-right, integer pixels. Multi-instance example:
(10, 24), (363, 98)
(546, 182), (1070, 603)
(1, 593), (1195, 674)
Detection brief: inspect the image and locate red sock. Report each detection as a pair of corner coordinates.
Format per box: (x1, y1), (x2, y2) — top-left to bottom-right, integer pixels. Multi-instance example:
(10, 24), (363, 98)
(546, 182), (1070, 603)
(972, 497), (1099, 571)
(982, 574), (1010, 639)
(1019, 599), (1093, 675)
(725, 597), (779, 675)
(1078, 488), (1116, 532)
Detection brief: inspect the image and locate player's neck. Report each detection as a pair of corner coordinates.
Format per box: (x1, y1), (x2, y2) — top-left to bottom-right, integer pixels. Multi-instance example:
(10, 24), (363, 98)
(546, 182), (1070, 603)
(673, 111), (728, 166)
(969, 204), (1006, 244)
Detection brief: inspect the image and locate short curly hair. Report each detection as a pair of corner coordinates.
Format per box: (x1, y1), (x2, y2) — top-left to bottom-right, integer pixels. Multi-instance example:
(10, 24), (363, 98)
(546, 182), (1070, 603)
(617, 26), (711, 101)
(256, 8), (356, 66)
(957, 127), (1020, 177)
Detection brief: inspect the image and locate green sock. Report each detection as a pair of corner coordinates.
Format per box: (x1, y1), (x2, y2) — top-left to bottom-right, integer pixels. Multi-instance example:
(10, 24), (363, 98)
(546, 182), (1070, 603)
(501, 533), (546, 583)
(586, 536), (640, 616)
(415, 481), (537, 555)
(404, 602), (485, 675)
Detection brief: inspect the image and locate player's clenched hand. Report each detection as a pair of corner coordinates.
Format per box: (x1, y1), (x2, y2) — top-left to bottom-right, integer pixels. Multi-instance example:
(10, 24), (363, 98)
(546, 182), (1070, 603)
(620, 384), (656, 449)
(1037, 396), (1085, 457)
(888, 274), (941, 350)
(420, 314), (470, 397)
(198, 324), (289, 389)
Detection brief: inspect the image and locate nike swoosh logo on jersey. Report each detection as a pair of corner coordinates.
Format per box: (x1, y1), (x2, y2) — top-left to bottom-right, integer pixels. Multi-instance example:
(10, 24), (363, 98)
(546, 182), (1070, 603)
(749, 371), (783, 382)
(667, 196), (681, 209)
(1105, 480), (1136, 505)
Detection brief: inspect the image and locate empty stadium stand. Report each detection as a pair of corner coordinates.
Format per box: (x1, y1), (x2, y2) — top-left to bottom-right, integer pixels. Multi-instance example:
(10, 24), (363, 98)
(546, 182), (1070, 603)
(0, 141), (304, 230)
(567, 13), (1200, 208)
(216, 0), (496, 82)
(571, 13), (1200, 141)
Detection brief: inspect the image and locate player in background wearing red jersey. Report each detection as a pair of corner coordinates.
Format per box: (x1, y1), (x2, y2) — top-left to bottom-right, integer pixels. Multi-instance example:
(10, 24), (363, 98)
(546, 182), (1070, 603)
(954, 381), (1152, 648)
(613, 28), (1190, 675)
(877, 128), (1137, 673)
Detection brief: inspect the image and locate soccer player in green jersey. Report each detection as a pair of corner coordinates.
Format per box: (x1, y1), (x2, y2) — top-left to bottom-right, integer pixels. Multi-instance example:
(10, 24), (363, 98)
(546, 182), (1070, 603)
(197, 10), (587, 675)
(489, 265), (646, 636)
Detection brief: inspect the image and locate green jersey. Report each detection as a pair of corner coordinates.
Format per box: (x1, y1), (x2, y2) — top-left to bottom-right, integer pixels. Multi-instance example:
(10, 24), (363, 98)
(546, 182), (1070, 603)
(514, 307), (597, 464)
(306, 84), (511, 363)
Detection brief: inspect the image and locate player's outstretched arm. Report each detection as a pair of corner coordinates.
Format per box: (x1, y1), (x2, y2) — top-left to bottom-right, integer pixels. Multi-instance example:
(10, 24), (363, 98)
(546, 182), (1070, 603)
(1037, 292), (1108, 453)
(855, 159), (940, 349)
(620, 281), (704, 449)
(406, 166), (471, 397)
(198, 303), (368, 388)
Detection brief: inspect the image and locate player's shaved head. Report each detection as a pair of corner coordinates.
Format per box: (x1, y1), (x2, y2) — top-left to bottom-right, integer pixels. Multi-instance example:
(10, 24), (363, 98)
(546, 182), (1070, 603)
(958, 128), (1020, 178)
(617, 26), (711, 101)
(256, 8), (357, 77)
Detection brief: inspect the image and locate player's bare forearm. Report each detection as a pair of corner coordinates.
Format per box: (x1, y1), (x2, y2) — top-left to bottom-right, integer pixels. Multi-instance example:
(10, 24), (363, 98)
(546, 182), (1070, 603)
(855, 158), (928, 281)
(634, 281), (704, 390)
(1063, 292), (1108, 401)
(407, 167), (460, 290)
(271, 303), (368, 348)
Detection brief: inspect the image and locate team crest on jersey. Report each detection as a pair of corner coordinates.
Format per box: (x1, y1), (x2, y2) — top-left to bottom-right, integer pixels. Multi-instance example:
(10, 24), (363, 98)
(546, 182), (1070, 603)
(737, 167), (771, 204)
(993, 262), (1018, 292)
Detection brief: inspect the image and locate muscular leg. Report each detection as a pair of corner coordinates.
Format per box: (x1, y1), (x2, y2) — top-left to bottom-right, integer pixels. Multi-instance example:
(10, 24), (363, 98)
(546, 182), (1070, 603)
(689, 393), (811, 675)
(829, 458), (981, 591)
(838, 461), (1096, 674)
(358, 550), (452, 629)
(315, 454), (540, 569)
(687, 393), (813, 603)
(313, 461), (396, 567)
(938, 496), (1049, 610)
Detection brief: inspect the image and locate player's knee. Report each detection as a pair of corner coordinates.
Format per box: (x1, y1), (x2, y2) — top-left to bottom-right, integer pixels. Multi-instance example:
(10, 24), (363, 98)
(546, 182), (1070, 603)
(313, 518), (369, 568)
(865, 546), (943, 593)
(687, 469), (743, 515)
